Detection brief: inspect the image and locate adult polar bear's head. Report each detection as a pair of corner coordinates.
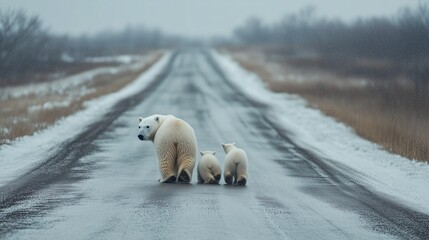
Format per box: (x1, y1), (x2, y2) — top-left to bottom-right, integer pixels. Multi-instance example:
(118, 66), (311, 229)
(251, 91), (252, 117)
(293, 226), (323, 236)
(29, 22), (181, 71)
(137, 115), (162, 141)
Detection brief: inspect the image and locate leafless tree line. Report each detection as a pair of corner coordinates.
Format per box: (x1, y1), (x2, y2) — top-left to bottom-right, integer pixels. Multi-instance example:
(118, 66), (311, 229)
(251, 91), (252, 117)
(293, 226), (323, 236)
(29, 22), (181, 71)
(0, 10), (61, 82)
(233, 3), (429, 94)
(66, 27), (187, 59)
(0, 10), (184, 85)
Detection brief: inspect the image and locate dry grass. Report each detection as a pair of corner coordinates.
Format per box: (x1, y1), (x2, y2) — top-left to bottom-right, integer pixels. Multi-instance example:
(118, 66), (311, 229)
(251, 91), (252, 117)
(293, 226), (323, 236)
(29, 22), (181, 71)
(231, 51), (429, 163)
(0, 53), (162, 145)
(0, 62), (121, 87)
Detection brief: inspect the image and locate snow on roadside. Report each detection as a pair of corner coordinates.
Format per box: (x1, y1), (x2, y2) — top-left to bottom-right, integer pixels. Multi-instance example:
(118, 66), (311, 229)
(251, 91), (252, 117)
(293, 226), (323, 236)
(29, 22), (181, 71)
(27, 100), (73, 113)
(85, 55), (144, 64)
(0, 52), (171, 188)
(213, 50), (429, 214)
(0, 54), (158, 101)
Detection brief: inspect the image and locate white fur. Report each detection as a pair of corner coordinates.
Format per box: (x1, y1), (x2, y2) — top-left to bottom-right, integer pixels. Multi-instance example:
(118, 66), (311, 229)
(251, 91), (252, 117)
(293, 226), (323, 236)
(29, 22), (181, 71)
(138, 114), (197, 183)
(198, 151), (222, 184)
(222, 143), (248, 185)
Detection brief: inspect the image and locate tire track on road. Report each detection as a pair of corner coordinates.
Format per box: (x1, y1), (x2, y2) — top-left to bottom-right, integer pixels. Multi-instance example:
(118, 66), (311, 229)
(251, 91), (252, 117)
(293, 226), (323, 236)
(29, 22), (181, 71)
(204, 50), (429, 240)
(0, 52), (178, 234)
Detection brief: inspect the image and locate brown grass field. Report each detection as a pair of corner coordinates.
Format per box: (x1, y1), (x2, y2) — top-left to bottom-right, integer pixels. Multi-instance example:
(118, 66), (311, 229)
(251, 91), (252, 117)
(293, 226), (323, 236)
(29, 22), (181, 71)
(230, 50), (429, 163)
(0, 53), (162, 145)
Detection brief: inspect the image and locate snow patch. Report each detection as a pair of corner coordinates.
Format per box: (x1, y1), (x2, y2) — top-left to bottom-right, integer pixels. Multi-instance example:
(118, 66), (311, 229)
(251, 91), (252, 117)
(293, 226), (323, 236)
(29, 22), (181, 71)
(85, 55), (144, 64)
(0, 54), (156, 101)
(28, 100), (72, 113)
(0, 52), (171, 187)
(213, 50), (429, 214)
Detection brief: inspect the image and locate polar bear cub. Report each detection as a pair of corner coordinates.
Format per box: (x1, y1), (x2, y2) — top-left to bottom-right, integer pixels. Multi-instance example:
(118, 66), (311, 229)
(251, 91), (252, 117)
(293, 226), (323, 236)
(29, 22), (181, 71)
(222, 143), (248, 185)
(198, 151), (222, 184)
(138, 114), (197, 183)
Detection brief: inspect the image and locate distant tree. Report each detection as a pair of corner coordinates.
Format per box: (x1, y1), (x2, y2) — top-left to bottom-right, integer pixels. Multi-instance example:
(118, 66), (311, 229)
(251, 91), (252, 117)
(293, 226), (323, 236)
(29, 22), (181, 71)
(397, 2), (429, 98)
(0, 9), (186, 85)
(234, 17), (271, 44)
(0, 10), (66, 83)
(232, 4), (429, 97)
(275, 6), (317, 51)
(1, 10), (38, 80)
(65, 26), (185, 59)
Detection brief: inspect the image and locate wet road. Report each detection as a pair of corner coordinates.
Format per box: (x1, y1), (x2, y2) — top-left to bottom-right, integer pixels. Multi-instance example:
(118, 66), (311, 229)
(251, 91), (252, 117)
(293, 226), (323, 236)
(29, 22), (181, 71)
(1, 49), (429, 239)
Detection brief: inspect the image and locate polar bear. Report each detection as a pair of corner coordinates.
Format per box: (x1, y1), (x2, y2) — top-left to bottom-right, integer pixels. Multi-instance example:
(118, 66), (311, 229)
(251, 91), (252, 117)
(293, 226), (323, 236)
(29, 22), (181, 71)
(198, 151), (222, 184)
(138, 114), (197, 183)
(222, 143), (248, 185)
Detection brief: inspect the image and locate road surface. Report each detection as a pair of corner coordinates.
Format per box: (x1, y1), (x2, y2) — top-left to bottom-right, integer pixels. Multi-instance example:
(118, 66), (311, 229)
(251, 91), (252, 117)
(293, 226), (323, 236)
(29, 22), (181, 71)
(1, 49), (428, 240)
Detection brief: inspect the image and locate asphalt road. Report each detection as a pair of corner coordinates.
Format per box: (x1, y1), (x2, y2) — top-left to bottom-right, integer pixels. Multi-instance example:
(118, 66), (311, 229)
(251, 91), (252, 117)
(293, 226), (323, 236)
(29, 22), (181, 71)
(1, 49), (428, 240)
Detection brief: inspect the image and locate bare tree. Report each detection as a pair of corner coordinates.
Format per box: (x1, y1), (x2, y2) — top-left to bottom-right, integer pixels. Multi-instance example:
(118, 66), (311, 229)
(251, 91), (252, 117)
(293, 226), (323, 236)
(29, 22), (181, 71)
(0, 10), (43, 81)
(233, 4), (429, 96)
(0, 10), (186, 85)
(234, 17), (271, 45)
(397, 2), (429, 98)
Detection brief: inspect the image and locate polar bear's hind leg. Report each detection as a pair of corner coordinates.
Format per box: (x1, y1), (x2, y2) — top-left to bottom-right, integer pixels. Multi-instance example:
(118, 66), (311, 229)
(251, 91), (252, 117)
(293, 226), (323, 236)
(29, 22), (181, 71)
(178, 169), (191, 183)
(158, 145), (177, 183)
(237, 177), (247, 185)
(213, 173), (221, 184)
(203, 173), (217, 184)
(224, 172), (233, 185)
(177, 156), (194, 183)
(236, 160), (248, 186)
(177, 142), (196, 183)
(163, 175), (177, 183)
(224, 160), (236, 185)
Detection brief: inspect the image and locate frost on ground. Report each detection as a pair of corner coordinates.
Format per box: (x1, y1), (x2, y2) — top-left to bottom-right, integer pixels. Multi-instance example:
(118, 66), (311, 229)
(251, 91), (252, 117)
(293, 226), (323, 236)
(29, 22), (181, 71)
(0, 53), (172, 188)
(213, 50), (429, 214)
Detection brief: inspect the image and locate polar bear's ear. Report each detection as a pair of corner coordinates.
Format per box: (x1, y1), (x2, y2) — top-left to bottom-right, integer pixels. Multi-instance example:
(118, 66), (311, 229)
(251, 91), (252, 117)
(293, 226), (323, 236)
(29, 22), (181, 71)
(211, 151), (216, 155)
(139, 117), (143, 122)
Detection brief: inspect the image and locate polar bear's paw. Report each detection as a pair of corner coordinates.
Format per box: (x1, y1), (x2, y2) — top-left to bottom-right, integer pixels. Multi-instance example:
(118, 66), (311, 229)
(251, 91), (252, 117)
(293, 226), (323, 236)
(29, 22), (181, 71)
(205, 176), (219, 184)
(237, 177), (247, 186)
(213, 174), (221, 184)
(224, 174), (233, 185)
(215, 174), (220, 182)
(162, 175), (176, 183)
(178, 171), (191, 183)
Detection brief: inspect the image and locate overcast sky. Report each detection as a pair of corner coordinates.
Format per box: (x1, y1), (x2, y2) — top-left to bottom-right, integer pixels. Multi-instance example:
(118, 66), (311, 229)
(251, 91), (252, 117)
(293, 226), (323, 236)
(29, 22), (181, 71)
(0, 0), (421, 38)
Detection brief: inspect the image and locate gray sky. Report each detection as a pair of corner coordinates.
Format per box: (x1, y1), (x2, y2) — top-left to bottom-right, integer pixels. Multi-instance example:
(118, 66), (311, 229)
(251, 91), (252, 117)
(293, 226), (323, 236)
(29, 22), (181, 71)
(0, 0), (421, 38)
